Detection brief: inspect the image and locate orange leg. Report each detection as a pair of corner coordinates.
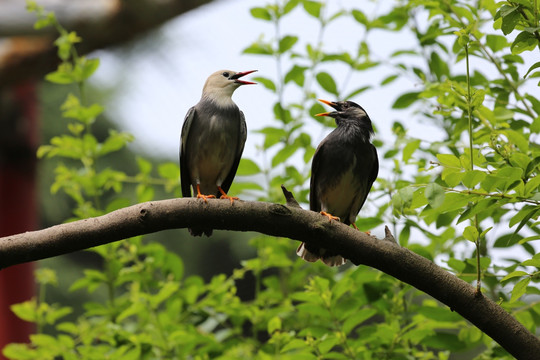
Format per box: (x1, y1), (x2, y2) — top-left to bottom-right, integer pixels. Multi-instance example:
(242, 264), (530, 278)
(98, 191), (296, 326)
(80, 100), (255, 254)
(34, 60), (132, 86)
(218, 186), (239, 204)
(321, 211), (340, 222)
(351, 222), (370, 234)
(196, 184), (215, 203)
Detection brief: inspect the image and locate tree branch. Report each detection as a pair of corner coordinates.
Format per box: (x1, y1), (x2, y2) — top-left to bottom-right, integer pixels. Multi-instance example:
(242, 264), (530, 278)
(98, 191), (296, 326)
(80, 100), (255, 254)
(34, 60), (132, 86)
(0, 198), (538, 358)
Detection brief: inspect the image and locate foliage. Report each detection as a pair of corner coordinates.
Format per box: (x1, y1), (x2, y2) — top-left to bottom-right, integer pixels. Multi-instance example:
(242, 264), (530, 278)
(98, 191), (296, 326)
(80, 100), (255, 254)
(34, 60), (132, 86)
(4, 0), (540, 359)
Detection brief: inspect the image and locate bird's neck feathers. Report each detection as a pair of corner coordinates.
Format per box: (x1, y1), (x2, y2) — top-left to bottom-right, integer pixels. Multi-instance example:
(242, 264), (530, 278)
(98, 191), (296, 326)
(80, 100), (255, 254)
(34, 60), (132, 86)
(201, 88), (238, 108)
(336, 115), (374, 142)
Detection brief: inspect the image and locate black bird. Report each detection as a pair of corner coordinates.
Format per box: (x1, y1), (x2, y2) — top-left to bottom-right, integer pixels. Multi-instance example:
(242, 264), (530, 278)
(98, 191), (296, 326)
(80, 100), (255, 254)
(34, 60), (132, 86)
(297, 99), (379, 266)
(180, 69), (256, 236)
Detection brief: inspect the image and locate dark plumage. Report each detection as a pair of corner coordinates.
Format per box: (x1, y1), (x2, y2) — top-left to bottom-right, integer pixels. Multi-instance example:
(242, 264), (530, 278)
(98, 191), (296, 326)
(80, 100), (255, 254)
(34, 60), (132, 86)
(180, 70), (256, 236)
(297, 100), (379, 266)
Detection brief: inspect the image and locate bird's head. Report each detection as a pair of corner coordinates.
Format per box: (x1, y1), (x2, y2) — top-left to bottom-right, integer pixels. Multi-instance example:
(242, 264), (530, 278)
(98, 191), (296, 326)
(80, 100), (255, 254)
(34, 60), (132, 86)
(316, 99), (374, 134)
(202, 70), (257, 106)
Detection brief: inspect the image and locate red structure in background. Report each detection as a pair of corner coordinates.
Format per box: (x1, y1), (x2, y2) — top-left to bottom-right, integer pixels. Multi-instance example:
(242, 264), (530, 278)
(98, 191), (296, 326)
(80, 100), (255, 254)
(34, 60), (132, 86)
(0, 82), (38, 357)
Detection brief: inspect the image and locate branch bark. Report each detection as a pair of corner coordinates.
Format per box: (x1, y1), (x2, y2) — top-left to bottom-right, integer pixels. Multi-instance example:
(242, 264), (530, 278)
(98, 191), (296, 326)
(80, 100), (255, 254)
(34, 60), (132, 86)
(0, 198), (538, 358)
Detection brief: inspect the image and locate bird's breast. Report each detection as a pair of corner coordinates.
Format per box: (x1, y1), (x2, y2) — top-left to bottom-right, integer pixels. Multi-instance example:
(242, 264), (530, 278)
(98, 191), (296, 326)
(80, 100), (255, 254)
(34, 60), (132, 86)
(187, 109), (241, 190)
(317, 156), (362, 218)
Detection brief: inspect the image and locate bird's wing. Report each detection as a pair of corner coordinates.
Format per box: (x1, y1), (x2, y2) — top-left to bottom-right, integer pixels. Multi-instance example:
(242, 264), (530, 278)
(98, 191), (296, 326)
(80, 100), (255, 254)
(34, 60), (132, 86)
(368, 143), (379, 187)
(220, 111), (247, 194)
(353, 143), (379, 214)
(180, 106), (196, 197)
(309, 140), (326, 212)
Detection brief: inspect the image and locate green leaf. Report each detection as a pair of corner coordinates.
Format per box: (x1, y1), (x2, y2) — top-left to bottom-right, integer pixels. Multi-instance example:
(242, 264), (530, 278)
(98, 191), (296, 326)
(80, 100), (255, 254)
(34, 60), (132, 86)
(158, 162), (180, 180)
(342, 308), (377, 333)
(423, 332), (465, 351)
(79, 58), (100, 80)
(303, 0), (322, 18)
(136, 184), (154, 202)
(509, 205), (540, 228)
(136, 156), (152, 175)
(281, 339), (309, 353)
(522, 258), (540, 268)
(46, 70), (75, 84)
(279, 35), (298, 53)
(243, 42), (273, 55)
(11, 301), (37, 322)
(351, 9), (367, 25)
(485, 34), (508, 52)
(417, 306), (462, 322)
(236, 158), (261, 176)
(437, 153), (462, 168)
(392, 92), (420, 109)
(268, 316), (282, 334)
(402, 139), (420, 162)
(511, 31), (537, 54)
(463, 226), (479, 242)
(98, 131), (133, 156)
(272, 144), (299, 167)
(250, 7), (272, 21)
(285, 65), (308, 86)
(500, 6), (520, 35)
(316, 72), (338, 95)
(425, 183), (445, 209)
(524, 61), (540, 78)
(149, 282), (180, 308)
(447, 258), (466, 273)
(252, 76), (276, 91)
(344, 86), (370, 100)
(3, 343), (37, 359)
(510, 277), (530, 303)
(381, 74), (399, 85)
(501, 270), (529, 282)
(462, 170), (486, 188)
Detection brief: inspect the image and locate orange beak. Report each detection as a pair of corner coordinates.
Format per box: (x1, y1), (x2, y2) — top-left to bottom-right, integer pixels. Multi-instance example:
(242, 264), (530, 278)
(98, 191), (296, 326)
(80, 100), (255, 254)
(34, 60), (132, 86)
(316, 99), (338, 116)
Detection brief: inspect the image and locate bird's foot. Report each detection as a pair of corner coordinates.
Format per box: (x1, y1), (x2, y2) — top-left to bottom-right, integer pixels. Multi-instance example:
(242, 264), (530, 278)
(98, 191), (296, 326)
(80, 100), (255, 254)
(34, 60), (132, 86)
(197, 193), (215, 203)
(352, 223), (370, 234)
(220, 194), (239, 204)
(218, 186), (238, 204)
(321, 211), (340, 222)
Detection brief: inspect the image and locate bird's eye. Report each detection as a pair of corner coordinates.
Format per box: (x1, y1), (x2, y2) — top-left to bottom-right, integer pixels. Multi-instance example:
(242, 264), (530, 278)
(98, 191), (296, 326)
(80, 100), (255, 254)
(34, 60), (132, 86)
(222, 72), (230, 78)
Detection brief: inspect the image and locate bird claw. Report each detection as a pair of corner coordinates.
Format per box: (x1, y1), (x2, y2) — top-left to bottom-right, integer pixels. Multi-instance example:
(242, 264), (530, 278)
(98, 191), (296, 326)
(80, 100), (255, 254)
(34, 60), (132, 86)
(321, 211), (340, 222)
(352, 223), (371, 234)
(197, 193), (215, 203)
(220, 194), (239, 204)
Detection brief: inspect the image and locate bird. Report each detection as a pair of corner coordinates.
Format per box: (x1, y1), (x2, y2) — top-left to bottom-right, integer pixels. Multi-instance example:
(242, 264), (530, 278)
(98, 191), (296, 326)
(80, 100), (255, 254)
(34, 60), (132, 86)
(180, 69), (257, 236)
(297, 99), (379, 266)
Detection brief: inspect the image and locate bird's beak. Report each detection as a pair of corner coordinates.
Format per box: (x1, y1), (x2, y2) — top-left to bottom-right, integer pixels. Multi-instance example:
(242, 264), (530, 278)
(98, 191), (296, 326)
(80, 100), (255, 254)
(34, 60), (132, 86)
(316, 99), (339, 116)
(318, 99), (339, 109)
(231, 70), (258, 85)
(315, 111), (331, 117)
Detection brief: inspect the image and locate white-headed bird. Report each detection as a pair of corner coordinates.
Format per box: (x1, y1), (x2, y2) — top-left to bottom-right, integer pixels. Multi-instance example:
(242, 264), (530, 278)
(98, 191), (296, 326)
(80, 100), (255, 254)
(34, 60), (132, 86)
(180, 69), (256, 236)
(297, 99), (379, 266)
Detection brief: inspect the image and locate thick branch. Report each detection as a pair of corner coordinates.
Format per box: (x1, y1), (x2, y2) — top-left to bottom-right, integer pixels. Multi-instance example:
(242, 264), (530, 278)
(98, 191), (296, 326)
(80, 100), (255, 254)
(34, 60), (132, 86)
(0, 198), (538, 358)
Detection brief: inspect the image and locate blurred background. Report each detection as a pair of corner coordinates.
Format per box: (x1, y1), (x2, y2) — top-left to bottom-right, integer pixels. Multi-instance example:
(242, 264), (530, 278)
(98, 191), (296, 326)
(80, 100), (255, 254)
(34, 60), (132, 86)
(1, 0), (538, 358)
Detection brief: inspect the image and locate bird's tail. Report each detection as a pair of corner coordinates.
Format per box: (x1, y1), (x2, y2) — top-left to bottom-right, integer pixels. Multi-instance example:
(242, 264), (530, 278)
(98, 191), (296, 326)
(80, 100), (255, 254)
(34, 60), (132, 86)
(296, 242), (346, 266)
(188, 228), (213, 237)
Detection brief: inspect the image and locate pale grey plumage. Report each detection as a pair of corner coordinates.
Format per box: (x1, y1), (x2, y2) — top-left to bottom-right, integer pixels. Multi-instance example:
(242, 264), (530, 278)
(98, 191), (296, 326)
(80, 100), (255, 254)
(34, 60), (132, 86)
(180, 69), (256, 236)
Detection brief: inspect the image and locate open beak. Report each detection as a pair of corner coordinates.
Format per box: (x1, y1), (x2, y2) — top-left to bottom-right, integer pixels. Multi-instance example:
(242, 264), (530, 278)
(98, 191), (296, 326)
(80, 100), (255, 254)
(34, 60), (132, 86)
(316, 99), (339, 116)
(231, 70), (258, 85)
